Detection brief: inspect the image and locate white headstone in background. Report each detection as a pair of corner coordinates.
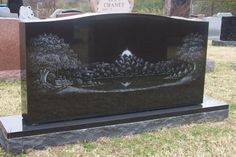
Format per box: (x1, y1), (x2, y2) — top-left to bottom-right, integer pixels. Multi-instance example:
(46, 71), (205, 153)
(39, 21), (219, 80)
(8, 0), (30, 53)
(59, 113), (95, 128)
(19, 6), (39, 21)
(90, 0), (134, 13)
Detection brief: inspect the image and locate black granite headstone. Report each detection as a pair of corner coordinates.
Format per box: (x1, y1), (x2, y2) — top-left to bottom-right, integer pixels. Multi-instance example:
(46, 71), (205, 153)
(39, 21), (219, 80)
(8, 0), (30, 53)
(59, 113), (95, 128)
(0, 13), (230, 154)
(21, 13), (209, 125)
(7, 0), (23, 15)
(220, 16), (236, 41)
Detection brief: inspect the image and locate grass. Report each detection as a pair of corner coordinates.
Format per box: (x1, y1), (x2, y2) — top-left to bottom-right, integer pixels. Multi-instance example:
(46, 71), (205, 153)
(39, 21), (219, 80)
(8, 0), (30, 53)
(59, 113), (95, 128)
(0, 80), (21, 116)
(205, 43), (236, 104)
(0, 43), (236, 157)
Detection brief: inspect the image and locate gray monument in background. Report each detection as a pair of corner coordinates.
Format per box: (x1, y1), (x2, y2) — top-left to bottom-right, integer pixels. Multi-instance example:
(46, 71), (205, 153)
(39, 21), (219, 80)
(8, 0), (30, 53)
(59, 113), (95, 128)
(203, 12), (232, 40)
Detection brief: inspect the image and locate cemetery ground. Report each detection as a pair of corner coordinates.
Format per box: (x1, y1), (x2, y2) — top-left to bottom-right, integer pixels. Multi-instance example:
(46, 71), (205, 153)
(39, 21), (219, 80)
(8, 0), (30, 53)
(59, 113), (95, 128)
(0, 42), (236, 157)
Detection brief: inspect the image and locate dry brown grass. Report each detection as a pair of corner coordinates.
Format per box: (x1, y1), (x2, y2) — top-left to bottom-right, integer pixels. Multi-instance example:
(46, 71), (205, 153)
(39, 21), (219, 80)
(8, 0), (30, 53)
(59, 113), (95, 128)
(205, 42), (236, 104)
(24, 120), (236, 157)
(207, 42), (236, 63)
(0, 43), (236, 157)
(0, 81), (21, 116)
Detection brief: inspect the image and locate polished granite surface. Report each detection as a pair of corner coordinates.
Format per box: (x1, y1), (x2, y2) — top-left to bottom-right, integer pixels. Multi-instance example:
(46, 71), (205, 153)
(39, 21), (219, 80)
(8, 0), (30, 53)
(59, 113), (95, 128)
(221, 16), (236, 41)
(21, 13), (209, 124)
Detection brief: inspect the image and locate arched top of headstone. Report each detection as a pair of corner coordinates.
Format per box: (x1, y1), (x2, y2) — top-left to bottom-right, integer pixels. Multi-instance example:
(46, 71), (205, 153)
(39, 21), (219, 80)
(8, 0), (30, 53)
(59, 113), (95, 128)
(90, 0), (134, 13)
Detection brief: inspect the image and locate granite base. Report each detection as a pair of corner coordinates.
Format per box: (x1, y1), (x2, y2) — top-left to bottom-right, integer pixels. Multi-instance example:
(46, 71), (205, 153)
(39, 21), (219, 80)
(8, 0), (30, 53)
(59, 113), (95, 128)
(212, 40), (236, 46)
(0, 96), (229, 154)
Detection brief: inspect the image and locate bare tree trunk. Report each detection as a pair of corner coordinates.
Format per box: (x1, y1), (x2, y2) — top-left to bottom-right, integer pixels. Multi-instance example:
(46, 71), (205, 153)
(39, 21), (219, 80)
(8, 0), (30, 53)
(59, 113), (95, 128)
(210, 0), (215, 16)
(164, 0), (191, 17)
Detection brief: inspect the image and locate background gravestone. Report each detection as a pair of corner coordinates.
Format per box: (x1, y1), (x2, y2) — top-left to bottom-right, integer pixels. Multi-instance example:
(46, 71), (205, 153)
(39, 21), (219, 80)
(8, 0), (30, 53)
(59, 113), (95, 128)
(212, 16), (236, 46)
(90, 0), (134, 13)
(220, 16), (236, 41)
(0, 19), (21, 71)
(203, 13), (232, 40)
(0, 18), (22, 80)
(206, 58), (215, 72)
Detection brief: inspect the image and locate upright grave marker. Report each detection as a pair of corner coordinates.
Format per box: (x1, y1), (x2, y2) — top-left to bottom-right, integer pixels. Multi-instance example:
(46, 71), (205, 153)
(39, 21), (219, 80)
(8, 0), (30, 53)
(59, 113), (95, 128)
(212, 16), (236, 46)
(0, 18), (22, 80)
(220, 16), (236, 41)
(0, 13), (229, 153)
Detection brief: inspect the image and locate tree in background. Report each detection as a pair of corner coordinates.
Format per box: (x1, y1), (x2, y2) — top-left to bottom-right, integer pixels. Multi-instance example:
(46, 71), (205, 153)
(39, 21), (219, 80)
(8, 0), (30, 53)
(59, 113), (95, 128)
(133, 0), (164, 15)
(56, 0), (164, 15)
(192, 0), (236, 16)
(56, 0), (90, 12)
(22, 0), (165, 16)
(5, 0), (236, 17)
(0, 0), (8, 3)
(164, 0), (191, 17)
